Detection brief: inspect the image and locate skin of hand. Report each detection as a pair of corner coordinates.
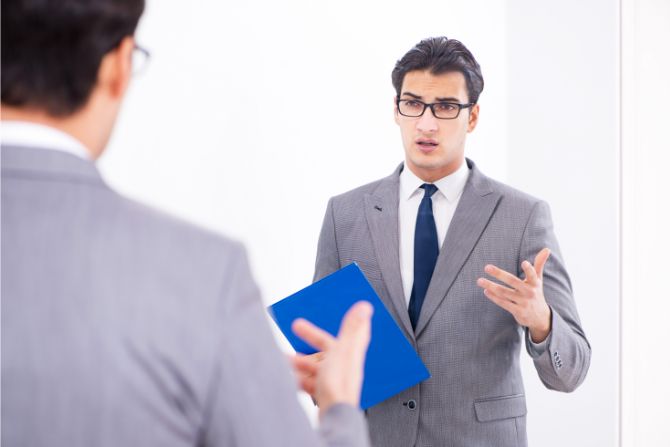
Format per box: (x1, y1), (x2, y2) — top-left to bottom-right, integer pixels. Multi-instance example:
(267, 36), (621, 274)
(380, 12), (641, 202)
(290, 351), (324, 399)
(291, 301), (373, 417)
(476, 248), (553, 343)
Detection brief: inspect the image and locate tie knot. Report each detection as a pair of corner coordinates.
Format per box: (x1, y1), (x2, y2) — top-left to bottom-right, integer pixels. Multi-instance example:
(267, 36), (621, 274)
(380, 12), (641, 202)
(420, 183), (438, 198)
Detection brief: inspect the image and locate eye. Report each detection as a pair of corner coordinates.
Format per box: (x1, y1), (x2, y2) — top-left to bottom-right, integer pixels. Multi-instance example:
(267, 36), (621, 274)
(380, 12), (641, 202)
(435, 102), (458, 112)
(403, 100), (423, 110)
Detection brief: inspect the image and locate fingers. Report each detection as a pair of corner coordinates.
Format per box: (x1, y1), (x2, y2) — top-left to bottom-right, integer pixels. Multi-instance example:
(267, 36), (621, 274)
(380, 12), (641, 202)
(479, 251), (551, 326)
(291, 301), (373, 355)
(297, 374), (316, 396)
(292, 302), (373, 412)
(292, 354), (319, 376)
(291, 354), (321, 397)
(482, 289), (517, 313)
(292, 318), (336, 352)
(534, 248), (551, 278)
(521, 260), (538, 286)
(484, 264), (527, 291)
(336, 301), (373, 355)
(484, 249), (551, 290)
(477, 278), (516, 302)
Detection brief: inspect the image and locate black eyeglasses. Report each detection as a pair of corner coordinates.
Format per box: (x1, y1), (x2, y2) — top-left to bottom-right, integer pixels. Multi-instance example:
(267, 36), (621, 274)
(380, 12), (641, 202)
(131, 44), (151, 75)
(396, 98), (474, 120)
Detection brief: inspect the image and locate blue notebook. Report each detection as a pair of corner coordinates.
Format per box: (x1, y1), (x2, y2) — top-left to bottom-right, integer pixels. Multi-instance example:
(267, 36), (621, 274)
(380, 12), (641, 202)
(268, 263), (430, 410)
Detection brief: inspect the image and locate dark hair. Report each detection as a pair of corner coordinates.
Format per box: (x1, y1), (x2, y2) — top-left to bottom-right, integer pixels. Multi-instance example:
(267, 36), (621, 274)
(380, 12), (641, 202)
(1, 0), (145, 116)
(391, 36), (484, 104)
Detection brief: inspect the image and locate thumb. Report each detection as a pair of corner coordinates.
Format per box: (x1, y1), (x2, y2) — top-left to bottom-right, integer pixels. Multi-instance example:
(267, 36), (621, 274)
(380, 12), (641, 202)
(534, 248), (551, 278)
(337, 301), (373, 356)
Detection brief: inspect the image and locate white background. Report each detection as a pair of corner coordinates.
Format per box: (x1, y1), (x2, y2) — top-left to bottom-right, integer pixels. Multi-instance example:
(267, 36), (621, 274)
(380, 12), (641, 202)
(620, 0), (670, 445)
(99, 0), (669, 445)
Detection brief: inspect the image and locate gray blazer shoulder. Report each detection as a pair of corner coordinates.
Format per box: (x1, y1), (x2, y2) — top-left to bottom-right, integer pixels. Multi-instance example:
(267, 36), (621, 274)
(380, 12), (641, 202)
(329, 167), (400, 205)
(2, 146), (369, 447)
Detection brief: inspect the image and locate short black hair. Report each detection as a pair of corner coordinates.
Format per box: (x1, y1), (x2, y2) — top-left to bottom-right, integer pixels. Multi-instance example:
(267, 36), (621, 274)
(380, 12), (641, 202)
(1, 0), (145, 116)
(392, 36), (484, 104)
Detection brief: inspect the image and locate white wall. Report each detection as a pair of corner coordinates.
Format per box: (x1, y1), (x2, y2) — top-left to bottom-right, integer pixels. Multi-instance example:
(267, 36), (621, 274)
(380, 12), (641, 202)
(101, 0), (509, 302)
(506, 1), (619, 446)
(621, 0), (670, 446)
(100, 0), (619, 442)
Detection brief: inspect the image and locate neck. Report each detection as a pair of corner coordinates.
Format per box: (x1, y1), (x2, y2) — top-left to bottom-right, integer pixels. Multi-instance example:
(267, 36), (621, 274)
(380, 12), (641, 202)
(1, 105), (100, 159)
(407, 157), (465, 183)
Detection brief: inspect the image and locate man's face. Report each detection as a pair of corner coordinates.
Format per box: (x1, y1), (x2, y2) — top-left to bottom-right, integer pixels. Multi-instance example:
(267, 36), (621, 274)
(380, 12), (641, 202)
(394, 70), (479, 182)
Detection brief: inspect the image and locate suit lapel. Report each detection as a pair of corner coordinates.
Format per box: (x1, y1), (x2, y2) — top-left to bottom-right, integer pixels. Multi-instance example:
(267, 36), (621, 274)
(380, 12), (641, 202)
(414, 160), (501, 337)
(364, 164), (416, 339)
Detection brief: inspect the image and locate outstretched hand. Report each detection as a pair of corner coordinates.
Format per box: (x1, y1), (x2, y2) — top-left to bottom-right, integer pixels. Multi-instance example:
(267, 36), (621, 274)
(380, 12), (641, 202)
(290, 301), (373, 417)
(477, 248), (552, 342)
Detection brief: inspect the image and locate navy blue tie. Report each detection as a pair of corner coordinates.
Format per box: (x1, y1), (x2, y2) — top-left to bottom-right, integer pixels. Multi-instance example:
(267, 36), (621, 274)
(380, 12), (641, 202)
(408, 183), (439, 330)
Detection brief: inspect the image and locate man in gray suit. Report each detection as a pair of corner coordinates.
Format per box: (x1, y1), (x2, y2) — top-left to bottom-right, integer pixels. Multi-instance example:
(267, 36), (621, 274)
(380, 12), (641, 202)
(311, 37), (591, 446)
(1, 1), (372, 446)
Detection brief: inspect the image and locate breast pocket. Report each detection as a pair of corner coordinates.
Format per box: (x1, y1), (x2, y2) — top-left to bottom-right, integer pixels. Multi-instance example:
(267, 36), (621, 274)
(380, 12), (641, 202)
(474, 394), (527, 422)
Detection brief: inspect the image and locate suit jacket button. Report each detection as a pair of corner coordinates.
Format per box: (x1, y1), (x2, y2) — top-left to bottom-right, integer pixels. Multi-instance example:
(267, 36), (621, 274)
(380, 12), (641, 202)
(407, 399), (417, 410)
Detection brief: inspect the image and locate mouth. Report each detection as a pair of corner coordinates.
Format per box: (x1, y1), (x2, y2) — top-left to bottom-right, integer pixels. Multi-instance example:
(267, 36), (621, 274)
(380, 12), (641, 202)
(416, 139), (438, 153)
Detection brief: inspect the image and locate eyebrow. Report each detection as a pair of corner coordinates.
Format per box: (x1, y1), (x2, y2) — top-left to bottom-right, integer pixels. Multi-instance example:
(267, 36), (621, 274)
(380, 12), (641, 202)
(401, 92), (423, 100)
(400, 92), (462, 102)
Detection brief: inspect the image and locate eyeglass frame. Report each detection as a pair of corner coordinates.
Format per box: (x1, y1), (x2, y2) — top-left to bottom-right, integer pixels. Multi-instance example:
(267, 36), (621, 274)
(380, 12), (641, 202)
(395, 97), (475, 120)
(131, 44), (151, 75)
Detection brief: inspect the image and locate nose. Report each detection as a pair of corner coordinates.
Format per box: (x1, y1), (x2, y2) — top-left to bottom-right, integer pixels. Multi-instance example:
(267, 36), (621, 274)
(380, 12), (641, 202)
(416, 106), (438, 133)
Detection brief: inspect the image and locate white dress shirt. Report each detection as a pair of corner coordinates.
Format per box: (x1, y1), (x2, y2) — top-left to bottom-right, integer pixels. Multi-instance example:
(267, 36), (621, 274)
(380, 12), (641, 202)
(398, 161), (470, 305)
(1, 121), (90, 160)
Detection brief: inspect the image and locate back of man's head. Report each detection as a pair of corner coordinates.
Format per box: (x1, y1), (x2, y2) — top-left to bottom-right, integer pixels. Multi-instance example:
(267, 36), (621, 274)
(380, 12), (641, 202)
(1, 0), (145, 117)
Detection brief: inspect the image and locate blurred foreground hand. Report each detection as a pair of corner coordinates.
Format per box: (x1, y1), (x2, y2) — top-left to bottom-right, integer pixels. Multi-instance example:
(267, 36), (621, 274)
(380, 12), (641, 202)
(291, 301), (373, 417)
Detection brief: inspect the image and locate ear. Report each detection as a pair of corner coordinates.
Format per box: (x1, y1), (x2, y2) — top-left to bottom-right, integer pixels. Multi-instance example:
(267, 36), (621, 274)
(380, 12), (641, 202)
(467, 103), (479, 133)
(97, 36), (135, 101)
(393, 96), (400, 125)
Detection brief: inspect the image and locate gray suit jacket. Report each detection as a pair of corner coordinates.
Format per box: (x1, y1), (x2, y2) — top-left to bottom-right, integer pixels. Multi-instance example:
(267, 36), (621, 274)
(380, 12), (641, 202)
(314, 160), (591, 447)
(1, 145), (369, 447)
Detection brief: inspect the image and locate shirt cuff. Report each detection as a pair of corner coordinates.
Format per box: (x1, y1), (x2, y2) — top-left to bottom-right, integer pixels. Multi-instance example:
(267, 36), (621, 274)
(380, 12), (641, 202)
(527, 328), (551, 358)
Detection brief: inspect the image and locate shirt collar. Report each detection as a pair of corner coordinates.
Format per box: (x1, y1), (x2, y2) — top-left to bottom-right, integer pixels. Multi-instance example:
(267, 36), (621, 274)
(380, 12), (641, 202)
(400, 160), (470, 203)
(1, 120), (91, 160)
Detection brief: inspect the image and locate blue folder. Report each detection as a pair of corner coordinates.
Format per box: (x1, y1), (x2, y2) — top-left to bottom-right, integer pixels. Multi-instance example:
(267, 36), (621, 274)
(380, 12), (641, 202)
(268, 263), (430, 410)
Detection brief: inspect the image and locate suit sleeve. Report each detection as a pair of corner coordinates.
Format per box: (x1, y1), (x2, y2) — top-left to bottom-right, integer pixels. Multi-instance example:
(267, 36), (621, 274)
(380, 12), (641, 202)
(314, 198), (341, 282)
(201, 243), (369, 447)
(519, 201), (591, 392)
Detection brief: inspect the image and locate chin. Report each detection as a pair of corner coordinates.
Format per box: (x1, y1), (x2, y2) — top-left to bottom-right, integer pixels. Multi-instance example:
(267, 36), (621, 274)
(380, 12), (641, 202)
(409, 156), (446, 171)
